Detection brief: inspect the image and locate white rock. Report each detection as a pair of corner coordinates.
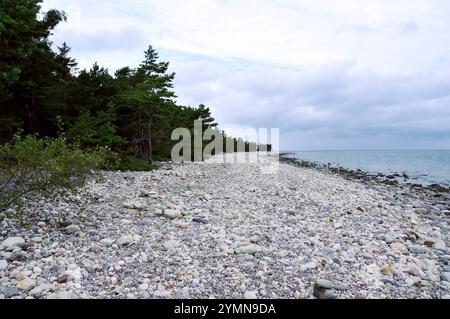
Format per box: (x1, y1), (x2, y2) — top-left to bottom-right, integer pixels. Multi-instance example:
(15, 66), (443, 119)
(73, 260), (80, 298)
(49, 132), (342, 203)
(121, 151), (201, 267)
(433, 239), (446, 251)
(164, 240), (180, 250)
(37, 222), (46, 228)
(406, 263), (425, 278)
(390, 243), (408, 254)
(176, 287), (191, 299)
(17, 277), (36, 291)
(235, 244), (263, 255)
(0, 237), (25, 251)
(33, 266), (42, 275)
(440, 272), (450, 282)
(384, 233), (396, 244)
(47, 291), (79, 299)
(405, 276), (421, 286)
(301, 261), (317, 270)
(138, 283), (149, 291)
(100, 238), (115, 246)
(65, 267), (83, 283)
(123, 200), (146, 210)
(164, 209), (182, 219)
(334, 222), (343, 229)
(66, 225), (81, 234)
(0, 259), (7, 271)
(244, 291), (258, 299)
(32, 237), (43, 243)
(30, 284), (54, 297)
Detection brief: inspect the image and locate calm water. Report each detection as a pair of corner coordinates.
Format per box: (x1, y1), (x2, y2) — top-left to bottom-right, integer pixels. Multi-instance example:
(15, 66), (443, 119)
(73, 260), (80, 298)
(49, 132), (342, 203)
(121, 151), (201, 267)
(286, 150), (450, 186)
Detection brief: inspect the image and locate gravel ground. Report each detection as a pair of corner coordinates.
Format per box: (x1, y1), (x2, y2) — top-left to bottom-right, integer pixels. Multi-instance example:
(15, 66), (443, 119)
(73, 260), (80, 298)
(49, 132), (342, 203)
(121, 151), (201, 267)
(0, 154), (449, 299)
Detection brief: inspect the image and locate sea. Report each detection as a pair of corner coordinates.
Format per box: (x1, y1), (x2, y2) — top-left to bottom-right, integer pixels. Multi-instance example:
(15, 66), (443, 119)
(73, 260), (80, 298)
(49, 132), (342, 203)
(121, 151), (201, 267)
(285, 150), (450, 187)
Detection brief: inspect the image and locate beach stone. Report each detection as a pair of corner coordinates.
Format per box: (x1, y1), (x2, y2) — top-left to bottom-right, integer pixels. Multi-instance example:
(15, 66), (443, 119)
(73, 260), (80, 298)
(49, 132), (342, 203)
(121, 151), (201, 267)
(138, 283), (149, 291)
(235, 244), (263, 255)
(176, 287), (191, 299)
(192, 216), (209, 224)
(30, 284), (54, 298)
(412, 200), (425, 208)
(100, 238), (115, 246)
(409, 245), (428, 254)
(406, 263), (425, 278)
(47, 291), (79, 299)
(37, 221), (46, 228)
(405, 276), (422, 286)
(381, 265), (394, 276)
(2, 287), (20, 298)
(66, 224), (81, 234)
(123, 200), (146, 210)
(137, 219), (152, 226)
(117, 236), (133, 246)
(17, 277), (36, 291)
(301, 261), (317, 270)
(164, 209), (182, 219)
(56, 274), (70, 283)
(441, 272), (450, 282)
(0, 237), (25, 251)
(0, 259), (8, 271)
(390, 243), (408, 254)
(383, 233), (396, 244)
(244, 291), (258, 299)
(313, 284), (337, 299)
(8, 251), (26, 262)
(433, 239), (446, 251)
(315, 279), (347, 291)
(163, 240), (180, 250)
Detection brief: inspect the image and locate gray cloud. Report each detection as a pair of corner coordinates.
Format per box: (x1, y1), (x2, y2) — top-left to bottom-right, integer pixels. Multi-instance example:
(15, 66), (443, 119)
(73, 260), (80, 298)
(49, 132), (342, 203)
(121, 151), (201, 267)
(173, 60), (450, 149)
(51, 27), (147, 53)
(41, 0), (450, 149)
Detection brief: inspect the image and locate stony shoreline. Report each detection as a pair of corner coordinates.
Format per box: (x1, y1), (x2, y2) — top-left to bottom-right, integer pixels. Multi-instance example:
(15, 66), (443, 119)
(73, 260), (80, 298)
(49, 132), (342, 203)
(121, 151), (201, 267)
(0, 154), (449, 299)
(279, 153), (450, 216)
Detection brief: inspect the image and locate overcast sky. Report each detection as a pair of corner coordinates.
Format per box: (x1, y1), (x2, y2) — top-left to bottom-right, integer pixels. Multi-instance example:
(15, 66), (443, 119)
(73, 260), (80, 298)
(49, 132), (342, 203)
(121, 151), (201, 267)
(42, 0), (450, 150)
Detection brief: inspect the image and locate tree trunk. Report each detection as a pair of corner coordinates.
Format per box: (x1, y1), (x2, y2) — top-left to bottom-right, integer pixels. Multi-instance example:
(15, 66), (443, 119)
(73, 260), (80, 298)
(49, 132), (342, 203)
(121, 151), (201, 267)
(26, 94), (35, 133)
(147, 118), (153, 163)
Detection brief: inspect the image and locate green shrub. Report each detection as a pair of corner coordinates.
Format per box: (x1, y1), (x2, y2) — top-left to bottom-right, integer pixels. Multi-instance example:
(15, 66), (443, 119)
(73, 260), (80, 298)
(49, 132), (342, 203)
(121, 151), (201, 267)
(66, 104), (126, 149)
(118, 156), (159, 172)
(0, 133), (107, 212)
(95, 146), (121, 171)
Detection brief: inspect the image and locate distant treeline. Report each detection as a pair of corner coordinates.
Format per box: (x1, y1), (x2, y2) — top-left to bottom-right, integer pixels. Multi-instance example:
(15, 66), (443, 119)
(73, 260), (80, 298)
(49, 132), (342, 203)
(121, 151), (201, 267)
(0, 1), (271, 169)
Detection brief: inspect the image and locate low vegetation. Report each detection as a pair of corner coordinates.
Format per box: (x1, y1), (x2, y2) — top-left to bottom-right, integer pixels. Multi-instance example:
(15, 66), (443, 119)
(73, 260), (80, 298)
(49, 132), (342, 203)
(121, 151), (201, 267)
(0, 133), (108, 213)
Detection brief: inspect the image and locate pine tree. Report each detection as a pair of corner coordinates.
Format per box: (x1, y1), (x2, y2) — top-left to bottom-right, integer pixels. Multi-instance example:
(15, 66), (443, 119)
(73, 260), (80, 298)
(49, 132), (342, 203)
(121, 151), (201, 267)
(117, 46), (176, 162)
(7, 6), (66, 136)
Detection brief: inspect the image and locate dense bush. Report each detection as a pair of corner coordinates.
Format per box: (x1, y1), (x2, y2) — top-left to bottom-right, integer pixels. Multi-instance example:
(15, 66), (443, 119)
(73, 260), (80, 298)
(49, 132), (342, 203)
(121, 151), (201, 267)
(0, 133), (109, 212)
(118, 156), (159, 172)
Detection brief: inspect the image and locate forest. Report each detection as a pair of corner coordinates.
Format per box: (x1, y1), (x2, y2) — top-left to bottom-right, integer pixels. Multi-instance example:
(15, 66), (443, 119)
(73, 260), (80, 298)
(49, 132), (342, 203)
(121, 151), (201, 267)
(0, 1), (270, 171)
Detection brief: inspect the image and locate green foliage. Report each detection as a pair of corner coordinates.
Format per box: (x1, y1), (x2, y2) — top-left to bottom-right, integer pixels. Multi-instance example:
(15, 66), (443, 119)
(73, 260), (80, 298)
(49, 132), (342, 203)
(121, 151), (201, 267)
(0, 0), (67, 141)
(115, 45), (177, 162)
(0, 133), (106, 212)
(0, 0), (40, 101)
(66, 103), (126, 149)
(0, 3), (271, 174)
(118, 156), (159, 172)
(93, 146), (121, 171)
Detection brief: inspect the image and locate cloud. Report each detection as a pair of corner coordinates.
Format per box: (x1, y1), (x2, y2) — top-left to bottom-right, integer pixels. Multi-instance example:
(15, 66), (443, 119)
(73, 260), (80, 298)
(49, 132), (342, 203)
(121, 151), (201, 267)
(173, 59), (450, 149)
(40, 0), (450, 149)
(43, 0), (450, 74)
(52, 28), (147, 53)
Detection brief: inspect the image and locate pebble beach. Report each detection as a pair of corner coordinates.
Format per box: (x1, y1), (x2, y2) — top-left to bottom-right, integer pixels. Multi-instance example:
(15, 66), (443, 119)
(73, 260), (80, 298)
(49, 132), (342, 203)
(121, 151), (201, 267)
(0, 153), (449, 299)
